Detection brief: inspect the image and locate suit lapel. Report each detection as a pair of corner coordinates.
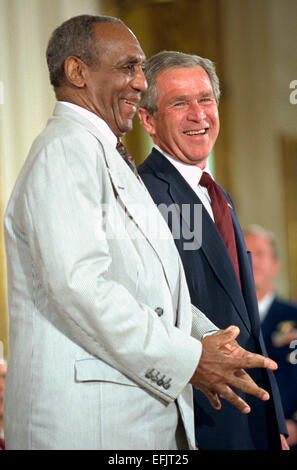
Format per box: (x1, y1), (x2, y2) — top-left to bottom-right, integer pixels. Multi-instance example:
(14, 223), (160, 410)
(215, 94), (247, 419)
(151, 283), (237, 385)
(106, 159), (184, 303)
(53, 103), (179, 299)
(144, 149), (252, 333)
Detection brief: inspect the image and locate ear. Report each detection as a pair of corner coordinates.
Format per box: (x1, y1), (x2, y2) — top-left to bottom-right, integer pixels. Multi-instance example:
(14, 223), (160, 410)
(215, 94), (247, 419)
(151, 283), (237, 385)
(138, 107), (156, 136)
(64, 56), (87, 88)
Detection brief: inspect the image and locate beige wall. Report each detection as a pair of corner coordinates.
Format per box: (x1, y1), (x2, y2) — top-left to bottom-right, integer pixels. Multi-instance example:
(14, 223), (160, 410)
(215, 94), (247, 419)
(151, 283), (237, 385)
(220, 0), (297, 297)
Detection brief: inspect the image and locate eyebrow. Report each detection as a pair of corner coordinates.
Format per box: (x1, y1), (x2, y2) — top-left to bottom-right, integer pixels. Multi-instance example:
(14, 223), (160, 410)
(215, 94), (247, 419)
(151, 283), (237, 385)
(200, 91), (214, 98)
(168, 91), (214, 104)
(168, 95), (189, 104)
(118, 55), (146, 65)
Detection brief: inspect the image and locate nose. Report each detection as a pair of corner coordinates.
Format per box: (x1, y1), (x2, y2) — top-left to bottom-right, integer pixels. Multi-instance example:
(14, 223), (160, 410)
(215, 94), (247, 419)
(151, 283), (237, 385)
(131, 65), (148, 93)
(188, 101), (206, 121)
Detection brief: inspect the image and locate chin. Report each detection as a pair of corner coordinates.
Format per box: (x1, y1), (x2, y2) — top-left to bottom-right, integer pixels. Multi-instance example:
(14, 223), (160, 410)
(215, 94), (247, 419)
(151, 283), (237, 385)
(119, 122), (133, 136)
(186, 155), (208, 166)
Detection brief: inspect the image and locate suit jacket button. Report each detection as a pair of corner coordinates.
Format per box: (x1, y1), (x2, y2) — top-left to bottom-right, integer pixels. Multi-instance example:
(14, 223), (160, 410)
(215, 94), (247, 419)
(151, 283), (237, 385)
(145, 368), (154, 379)
(163, 378), (172, 390)
(157, 375), (165, 386)
(151, 371), (160, 382)
(155, 307), (164, 317)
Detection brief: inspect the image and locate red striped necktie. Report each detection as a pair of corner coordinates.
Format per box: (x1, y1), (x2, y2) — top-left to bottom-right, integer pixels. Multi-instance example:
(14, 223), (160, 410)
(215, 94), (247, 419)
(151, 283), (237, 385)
(199, 172), (241, 286)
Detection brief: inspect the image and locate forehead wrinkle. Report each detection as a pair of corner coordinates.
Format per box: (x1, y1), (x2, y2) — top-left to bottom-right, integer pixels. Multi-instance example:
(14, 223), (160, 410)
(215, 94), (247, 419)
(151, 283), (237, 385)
(93, 23), (145, 60)
(158, 68), (215, 96)
(119, 54), (146, 64)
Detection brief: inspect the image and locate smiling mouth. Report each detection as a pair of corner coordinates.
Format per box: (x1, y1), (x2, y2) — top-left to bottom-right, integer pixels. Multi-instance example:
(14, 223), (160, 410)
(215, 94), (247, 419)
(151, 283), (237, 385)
(184, 129), (208, 135)
(124, 99), (139, 109)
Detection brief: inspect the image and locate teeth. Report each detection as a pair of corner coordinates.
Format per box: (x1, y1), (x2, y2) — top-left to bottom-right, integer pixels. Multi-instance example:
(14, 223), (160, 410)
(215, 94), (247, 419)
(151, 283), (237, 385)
(185, 129), (206, 135)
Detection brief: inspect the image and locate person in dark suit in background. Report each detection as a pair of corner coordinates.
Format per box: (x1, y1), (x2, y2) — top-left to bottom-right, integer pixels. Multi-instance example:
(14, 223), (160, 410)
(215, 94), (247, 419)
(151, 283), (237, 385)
(137, 50), (288, 450)
(244, 225), (297, 449)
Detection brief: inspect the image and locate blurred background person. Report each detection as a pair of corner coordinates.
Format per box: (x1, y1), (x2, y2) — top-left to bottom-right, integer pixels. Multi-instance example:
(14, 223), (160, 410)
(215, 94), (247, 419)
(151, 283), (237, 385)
(244, 225), (297, 449)
(0, 360), (6, 450)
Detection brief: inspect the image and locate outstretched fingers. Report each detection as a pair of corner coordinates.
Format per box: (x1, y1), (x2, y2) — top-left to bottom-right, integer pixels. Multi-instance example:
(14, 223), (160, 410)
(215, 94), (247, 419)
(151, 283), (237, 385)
(229, 370), (270, 401)
(229, 352), (278, 371)
(199, 387), (222, 410)
(216, 384), (251, 414)
(215, 326), (278, 371)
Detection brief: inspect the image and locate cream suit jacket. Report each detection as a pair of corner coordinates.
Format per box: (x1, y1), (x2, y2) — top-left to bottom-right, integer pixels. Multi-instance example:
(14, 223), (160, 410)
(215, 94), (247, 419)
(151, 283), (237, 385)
(4, 103), (217, 450)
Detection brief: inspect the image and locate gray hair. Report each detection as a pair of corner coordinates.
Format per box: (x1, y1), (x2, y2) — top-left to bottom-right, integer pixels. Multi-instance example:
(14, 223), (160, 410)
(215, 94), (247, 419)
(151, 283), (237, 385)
(46, 14), (124, 88)
(243, 224), (279, 259)
(140, 50), (220, 113)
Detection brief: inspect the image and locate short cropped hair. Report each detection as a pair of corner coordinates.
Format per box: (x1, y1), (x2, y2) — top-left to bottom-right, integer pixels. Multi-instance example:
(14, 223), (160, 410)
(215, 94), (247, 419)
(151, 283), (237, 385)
(46, 14), (124, 88)
(140, 50), (220, 114)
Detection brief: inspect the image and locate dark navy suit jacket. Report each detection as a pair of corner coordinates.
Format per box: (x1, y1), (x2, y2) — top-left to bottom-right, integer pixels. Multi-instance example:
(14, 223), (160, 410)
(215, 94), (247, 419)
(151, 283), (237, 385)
(138, 148), (286, 450)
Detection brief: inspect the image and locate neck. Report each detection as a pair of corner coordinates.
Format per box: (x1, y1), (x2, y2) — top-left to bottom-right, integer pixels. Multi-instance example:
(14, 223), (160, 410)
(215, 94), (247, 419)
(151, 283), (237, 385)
(55, 87), (90, 112)
(256, 285), (274, 302)
(154, 144), (209, 169)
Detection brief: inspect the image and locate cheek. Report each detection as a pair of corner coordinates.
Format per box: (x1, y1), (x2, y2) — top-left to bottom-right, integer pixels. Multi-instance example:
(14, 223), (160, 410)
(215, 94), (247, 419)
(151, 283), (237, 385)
(211, 114), (220, 135)
(163, 115), (184, 141)
(154, 115), (175, 139)
(210, 110), (220, 133)
(254, 260), (272, 277)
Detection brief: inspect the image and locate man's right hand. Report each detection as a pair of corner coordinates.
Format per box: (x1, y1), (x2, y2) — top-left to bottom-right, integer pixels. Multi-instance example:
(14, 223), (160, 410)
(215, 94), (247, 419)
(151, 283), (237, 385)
(190, 325), (278, 413)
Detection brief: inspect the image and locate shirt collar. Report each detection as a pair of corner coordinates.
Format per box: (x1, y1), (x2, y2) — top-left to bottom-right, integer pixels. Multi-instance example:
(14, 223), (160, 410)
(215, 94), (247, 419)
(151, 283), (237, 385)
(59, 101), (118, 148)
(258, 291), (275, 322)
(154, 145), (214, 186)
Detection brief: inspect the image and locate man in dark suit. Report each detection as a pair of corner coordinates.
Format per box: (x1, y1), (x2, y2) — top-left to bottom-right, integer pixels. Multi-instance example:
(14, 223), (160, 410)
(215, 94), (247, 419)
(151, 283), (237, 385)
(137, 51), (288, 449)
(244, 225), (297, 449)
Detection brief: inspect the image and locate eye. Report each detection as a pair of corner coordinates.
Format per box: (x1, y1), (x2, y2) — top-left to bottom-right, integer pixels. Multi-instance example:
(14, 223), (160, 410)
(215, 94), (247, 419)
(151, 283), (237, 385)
(200, 96), (215, 103)
(123, 63), (136, 72)
(173, 101), (186, 107)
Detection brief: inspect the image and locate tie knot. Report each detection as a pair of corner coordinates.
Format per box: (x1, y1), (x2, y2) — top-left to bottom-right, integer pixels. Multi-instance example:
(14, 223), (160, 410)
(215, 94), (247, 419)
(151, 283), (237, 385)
(116, 139), (129, 158)
(199, 171), (213, 189)
(116, 139), (139, 177)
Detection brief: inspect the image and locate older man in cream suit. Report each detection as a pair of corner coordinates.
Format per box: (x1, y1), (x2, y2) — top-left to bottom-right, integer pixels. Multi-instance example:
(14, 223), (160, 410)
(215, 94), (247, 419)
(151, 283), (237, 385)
(3, 15), (277, 450)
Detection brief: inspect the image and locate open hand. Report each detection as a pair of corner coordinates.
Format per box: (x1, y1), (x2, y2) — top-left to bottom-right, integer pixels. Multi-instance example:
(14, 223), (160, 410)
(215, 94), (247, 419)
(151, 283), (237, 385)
(190, 326), (278, 413)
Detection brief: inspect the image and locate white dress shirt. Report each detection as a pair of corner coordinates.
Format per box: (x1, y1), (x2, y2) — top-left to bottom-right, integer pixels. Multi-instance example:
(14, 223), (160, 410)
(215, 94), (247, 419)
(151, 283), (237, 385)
(155, 145), (215, 221)
(258, 291), (275, 323)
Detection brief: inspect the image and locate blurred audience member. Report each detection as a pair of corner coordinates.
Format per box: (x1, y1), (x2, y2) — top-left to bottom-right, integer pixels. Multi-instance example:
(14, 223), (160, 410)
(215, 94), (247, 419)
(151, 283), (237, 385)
(244, 225), (297, 449)
(0, 360), (6, 450)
